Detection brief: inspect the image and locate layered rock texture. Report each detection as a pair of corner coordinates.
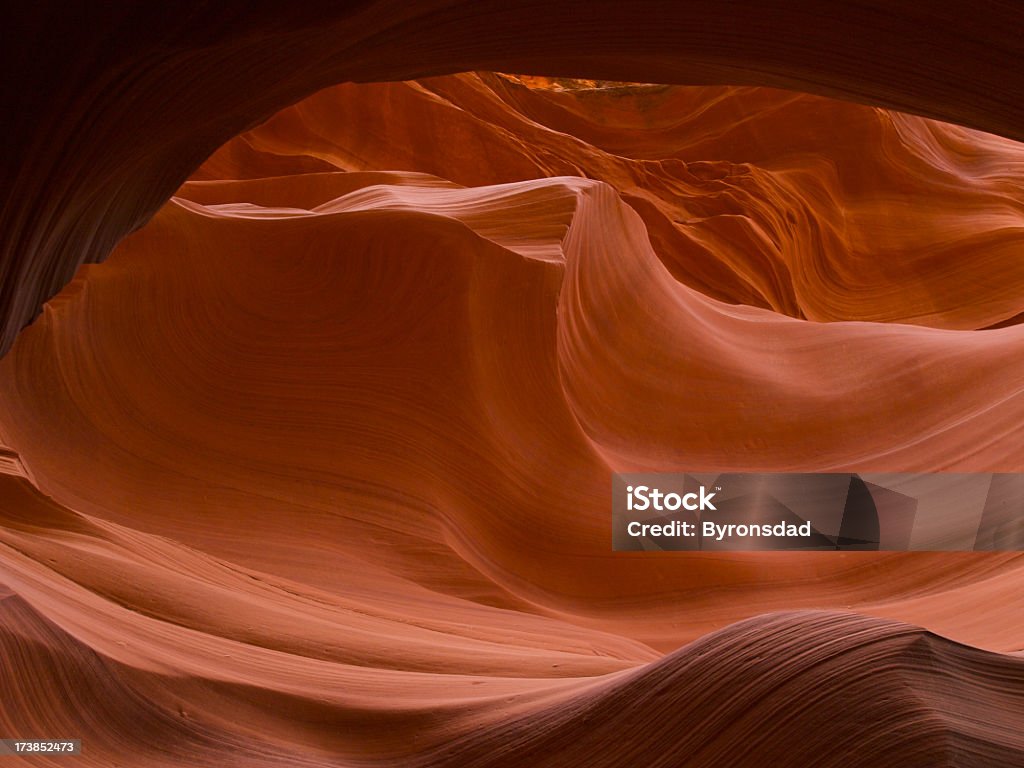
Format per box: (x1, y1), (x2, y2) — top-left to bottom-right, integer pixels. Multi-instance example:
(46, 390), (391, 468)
(2, 9), (1024, 766)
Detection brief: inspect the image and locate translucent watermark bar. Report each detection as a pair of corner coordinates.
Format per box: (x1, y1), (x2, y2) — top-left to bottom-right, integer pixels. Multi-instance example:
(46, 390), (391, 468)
(612, 473), (1024, 551)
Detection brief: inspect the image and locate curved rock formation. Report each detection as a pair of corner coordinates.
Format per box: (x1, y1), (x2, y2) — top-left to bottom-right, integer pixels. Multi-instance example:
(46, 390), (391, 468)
(2, 72), (1024, 764)
(2, 2), (1023, 354)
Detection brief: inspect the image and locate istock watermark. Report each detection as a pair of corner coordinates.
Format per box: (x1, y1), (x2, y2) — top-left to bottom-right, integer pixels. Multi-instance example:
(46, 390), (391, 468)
(625, 484), (718, 512)
(612, 472), (1024, 552)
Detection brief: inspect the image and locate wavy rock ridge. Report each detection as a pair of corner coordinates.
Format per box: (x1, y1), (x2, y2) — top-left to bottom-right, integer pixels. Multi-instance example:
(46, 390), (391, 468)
(1, 74), (1023, 765)
(3, 1), (1023, 354)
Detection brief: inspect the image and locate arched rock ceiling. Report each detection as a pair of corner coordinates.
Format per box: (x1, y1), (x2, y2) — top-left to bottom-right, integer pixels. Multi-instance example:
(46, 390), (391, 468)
(1, 1), (1021, 354)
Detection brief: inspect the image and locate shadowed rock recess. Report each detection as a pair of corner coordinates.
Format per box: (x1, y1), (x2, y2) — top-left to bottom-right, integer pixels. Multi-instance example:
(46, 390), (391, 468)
(3, 4), (1024, 767)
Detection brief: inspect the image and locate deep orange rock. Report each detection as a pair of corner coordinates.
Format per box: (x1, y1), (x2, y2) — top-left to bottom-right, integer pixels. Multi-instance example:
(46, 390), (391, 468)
(3, 2), (1024, 354)
(2, 71), (1024, 765)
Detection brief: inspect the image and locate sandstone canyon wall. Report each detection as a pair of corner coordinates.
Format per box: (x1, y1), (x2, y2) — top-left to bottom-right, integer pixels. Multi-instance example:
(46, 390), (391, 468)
(2, 6), (1024, 768)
